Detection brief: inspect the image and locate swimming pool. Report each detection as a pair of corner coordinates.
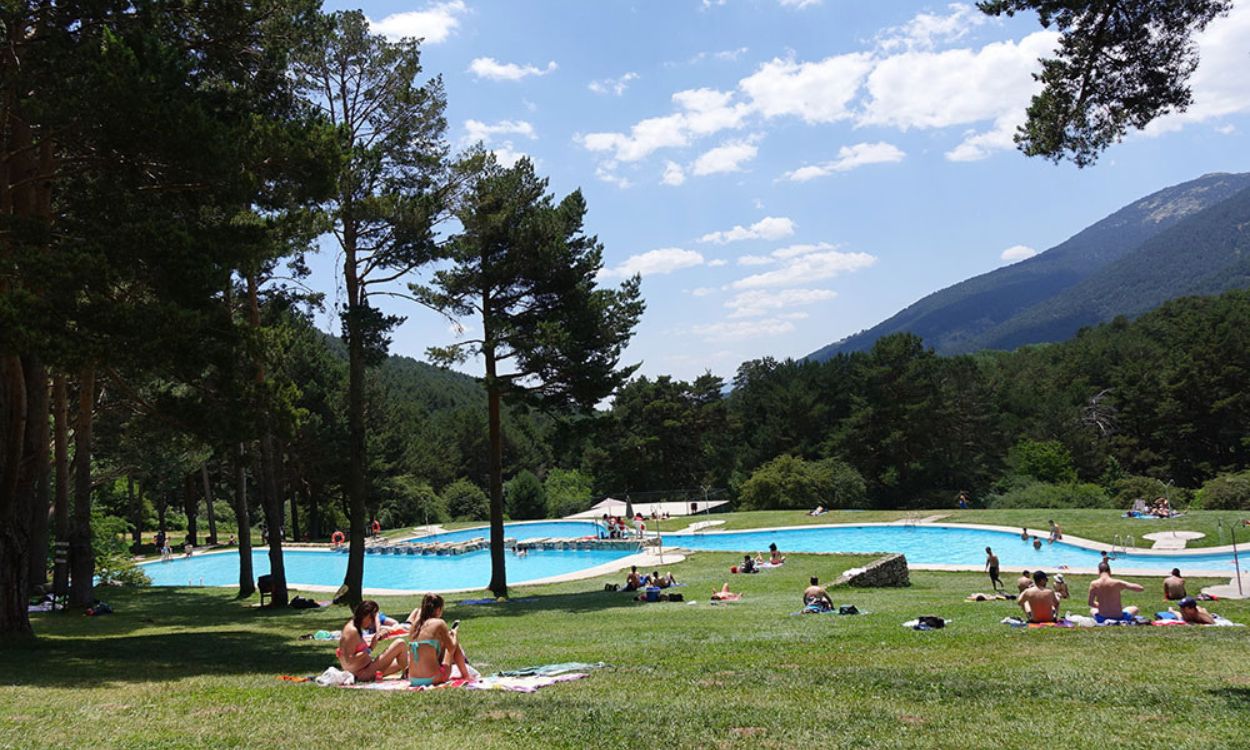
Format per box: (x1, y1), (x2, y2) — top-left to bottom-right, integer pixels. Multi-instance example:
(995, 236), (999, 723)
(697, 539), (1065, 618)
(144, 545), (632, 591)
(406, 520), (604, 544)
(666, 524), (1243, 574)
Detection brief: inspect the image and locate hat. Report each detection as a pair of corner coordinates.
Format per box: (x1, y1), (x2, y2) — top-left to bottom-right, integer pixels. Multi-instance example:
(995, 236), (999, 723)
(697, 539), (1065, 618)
(1178, 596), (1198, 609)
(1054, 573), (1064, 583)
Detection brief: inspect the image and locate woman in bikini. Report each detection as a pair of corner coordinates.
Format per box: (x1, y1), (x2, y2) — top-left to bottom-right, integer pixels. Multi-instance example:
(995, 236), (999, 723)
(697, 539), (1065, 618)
(337, 600), (409, 682)
(405, 593), (472, 687)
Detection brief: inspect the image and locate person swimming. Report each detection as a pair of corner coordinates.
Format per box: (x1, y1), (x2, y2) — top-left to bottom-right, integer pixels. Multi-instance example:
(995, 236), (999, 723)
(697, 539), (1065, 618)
(336, 600), (409, 682)
(405, 593), (472, 687)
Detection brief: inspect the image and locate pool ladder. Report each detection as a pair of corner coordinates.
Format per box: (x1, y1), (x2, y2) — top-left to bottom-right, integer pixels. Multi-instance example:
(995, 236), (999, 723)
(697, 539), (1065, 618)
(1110, 534), (1135, 558)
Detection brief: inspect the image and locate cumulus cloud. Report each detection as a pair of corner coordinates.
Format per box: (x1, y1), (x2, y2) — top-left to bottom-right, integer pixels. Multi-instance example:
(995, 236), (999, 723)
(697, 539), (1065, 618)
(731, 250), (876, 288)
(725, 288), (837, 318)
(463, 119), (536, 145)
(740, 53), (873, 123)
(691, 318), (797, 341)
(589, 72), (639, 96)
(737, 255), (772, 266)
(468, 58), (558, 82)
(699, 216), (796, 244)
(369, 1), (466, 43)
(594, 162), (632, 189)
(692, 136), (760, 176)
(661, 161), (687, 186)
(1000, 244), (1038, 263)
(771, 242), (839, 259)
(491, 144), (528, 168)
(706, 258), (728, 267)
(783, 142), (906, 181)
(598, 248), (704, 279)
(778, 0), (822, 8)
(1144, 3), (1250, 135)
(877, 3), (991, 52)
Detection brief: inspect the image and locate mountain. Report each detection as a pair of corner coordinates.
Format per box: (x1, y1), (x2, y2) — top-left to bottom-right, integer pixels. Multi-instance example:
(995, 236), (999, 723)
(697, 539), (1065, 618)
(807, 172), (1250, 359)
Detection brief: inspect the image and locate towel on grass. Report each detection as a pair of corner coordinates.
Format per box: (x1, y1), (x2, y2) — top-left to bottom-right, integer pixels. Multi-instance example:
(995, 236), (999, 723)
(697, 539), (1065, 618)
(459, 597), (539, 606)
(1001, 617), (1075, 628)
(317, 662), (600, 693)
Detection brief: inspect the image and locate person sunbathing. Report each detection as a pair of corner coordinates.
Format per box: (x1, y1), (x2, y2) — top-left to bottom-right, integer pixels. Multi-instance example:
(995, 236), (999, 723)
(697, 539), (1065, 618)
(803, 577), (833, 611)
(711, 583), (741, 601)
(768, 543), (785, 565)
(1088, 561), (1143, 623)
(624, 565), (644, 591)
(1053, 573), (1070, 600)
(1017, 571), (1060, 623)
(808, 505), (825, 516)
(1017, 571), (1034, 592)
(1173, 596), (1215, 625)
(1163, 568), (1187, 600)
(740, 554), (758, 574)
(337, 600), (409, 682)
(405, 593), (472, 687)
(650, 570), (676, 588)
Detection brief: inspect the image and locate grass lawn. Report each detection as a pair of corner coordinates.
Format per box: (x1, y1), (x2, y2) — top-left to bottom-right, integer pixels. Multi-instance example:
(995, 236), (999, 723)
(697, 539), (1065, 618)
(4, 551), (1250, 749)
(652, 509), (1250, 549)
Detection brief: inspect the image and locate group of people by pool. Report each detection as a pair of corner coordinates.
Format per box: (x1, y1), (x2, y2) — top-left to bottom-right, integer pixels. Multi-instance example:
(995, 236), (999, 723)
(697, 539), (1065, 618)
(986, 544), (1218, 625)
(335, 594), (473, 686)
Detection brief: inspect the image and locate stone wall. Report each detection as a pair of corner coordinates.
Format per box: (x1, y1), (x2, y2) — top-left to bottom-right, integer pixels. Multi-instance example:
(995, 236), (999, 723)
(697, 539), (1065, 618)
(833, 553), (910, 588)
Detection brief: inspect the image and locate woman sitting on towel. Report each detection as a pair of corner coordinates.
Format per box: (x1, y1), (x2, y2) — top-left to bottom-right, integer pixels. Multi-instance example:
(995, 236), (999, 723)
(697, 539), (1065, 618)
(768, 543), (785, 565)
(337, 600), (409, 682)
(405, 593), (472, 687)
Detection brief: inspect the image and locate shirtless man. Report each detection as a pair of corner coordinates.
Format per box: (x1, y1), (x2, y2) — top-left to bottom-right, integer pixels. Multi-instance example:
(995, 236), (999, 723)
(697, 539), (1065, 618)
(1088, 561), (1143, 623)
(1162, 568), (1187, 600)
(1017, 570), (1034, 592)
(803, 577), (833, 610)
(985, 547), (1003, 591)
(1017, 570), (1061, 623)
(624, 566), (644, 591)
(1174, 596), (1215, 625)
(1032, 536), (1042, 550)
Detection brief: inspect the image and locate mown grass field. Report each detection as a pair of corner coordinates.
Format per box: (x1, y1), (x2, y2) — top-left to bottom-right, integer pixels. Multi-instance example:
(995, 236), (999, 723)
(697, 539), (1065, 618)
(651, 508), (1250, 549)
(4, 548), (1249, 749)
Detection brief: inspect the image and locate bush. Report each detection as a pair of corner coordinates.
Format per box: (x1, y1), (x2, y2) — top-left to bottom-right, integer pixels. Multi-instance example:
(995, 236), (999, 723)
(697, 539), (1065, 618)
(1006, 440), (1077, 484)
(738, 455), (867, 511)
(1110, 475), (1191, 509)
(1197, 472), (1250, 510)
(442, 478), (490, 521)
(96, 553), (151, 587)
(545, 468), (594, 518)
(505, 470), (547, 520)
(986, 479), (1113, 509)
(378, 476), (448, 528)
(92, 511), (150, 587)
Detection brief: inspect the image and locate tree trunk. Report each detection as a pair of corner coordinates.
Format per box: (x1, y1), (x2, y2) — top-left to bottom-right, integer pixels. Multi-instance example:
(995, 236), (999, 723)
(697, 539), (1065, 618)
(233, 444), (255, 598)
(340, 219), (367, 606)
(259, 434), (288, 606)
(0, 355), (32, 637)
(26, 366), (50, 590)
(182, 473), (198, 548)
(68, 366), (96, 608)
(51, 375), (70, 599)
(156, 494), (167, 536)
(288, 476), (301, 543)
(484, 348), (508, 598)
(201, 464), (217, 545)
(128, 474), (141, 551)
(306, 482), (320, 541)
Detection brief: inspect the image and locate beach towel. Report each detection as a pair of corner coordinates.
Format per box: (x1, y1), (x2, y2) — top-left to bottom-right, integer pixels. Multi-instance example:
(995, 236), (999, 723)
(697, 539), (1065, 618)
(1001, 617), (1074, 628)
(496, 661), (606, 677)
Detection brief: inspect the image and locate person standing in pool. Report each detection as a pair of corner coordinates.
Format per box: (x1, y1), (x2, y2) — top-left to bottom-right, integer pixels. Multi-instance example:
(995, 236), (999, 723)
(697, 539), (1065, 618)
(1020, 527), (1029, 541)
(1032, 536), (1043, 550)
(985, 547), (1003, 591)
(1088, 561), (1143, 623)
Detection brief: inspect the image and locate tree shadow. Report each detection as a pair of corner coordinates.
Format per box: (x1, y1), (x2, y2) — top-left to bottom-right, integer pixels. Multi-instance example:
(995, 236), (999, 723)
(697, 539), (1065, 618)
(444, 587), (686, 621)
(1209, 687), (1250, 708)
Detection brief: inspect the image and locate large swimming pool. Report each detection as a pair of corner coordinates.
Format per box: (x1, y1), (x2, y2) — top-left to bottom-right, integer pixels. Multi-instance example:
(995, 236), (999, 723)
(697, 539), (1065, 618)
(407, 520), (604, 544)
(666, 524), (1243, 574)
(144, 545), (632, 591)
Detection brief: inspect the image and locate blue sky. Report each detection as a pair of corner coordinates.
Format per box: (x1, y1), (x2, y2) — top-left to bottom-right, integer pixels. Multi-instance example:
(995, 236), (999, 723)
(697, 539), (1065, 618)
(307, 0), (1250, 382)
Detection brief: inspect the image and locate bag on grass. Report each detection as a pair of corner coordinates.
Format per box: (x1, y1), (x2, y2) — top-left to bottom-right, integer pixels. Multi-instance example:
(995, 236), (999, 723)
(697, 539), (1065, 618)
(917, 615), (945, 629)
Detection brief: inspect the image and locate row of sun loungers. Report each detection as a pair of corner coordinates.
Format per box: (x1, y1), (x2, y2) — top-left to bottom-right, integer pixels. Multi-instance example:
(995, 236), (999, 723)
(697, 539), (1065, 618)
(340, 536), (646, 556)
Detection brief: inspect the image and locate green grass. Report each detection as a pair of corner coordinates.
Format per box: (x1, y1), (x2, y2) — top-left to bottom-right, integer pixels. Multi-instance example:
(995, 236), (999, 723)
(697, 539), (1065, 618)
(5, 551), (1250, 749)
(652, 508), (1250, 549)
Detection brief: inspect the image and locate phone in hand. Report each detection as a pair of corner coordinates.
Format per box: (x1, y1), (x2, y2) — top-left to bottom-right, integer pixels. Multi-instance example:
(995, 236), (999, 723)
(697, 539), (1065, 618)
(451, 619), (461, 631)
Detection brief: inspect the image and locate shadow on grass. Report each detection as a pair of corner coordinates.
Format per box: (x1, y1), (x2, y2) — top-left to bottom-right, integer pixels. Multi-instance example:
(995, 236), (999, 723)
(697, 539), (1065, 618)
(445, 587), (688, 621)
(1209, 687), (1250, 708)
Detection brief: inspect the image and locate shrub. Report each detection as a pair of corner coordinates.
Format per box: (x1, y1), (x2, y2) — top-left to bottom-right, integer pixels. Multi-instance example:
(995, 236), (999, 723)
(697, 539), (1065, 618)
(544, 468), (594, 518)
(96, 554), (151, 587)
(505, 470), (548, 520)
(1197, 472), (1250, 510)
(986, 480), (1113, 509)
(378, 476), (448, 527)
(442, 478), (490, 521)
(738, 455), (867, 511)
(1006, 440), (1077, 484)
(1111, 475), (1191, 509)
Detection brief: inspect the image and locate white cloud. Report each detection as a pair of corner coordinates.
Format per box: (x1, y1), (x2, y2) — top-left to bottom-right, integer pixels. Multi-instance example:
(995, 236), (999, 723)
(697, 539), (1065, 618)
(707, 258), (728, 267)
(1144, 4), (1250, 135)
(692, 136), (760, 176)
(725, 288), (837, 318)
(877, 3), (990, 52)
(689, 47), (751, 64)
(589, 72), (639, 96)
(945, 115), (1019, 161)
(1216, 124), (1237, 135)
(691, 287), (715, 297)
(771, 242), (839, 259)
(731, 250), (876, 288)
(1000, 244), (1038, 263)
(691, 318), (797, 341)
(737, 255), (772, 266)
(491, 144), (528, 168)
(699, 216), (796, 244)
(783, 142), (906, 181)
(778, 0), (822, 8)
(661, 161), (686, 186)
(463, 119), (536, 145)
(598, 248), (704, 279)
(740, 53), (874, 124)
(369, 1), (466, 43)
(594, 162), (632, 189)
(468, 58), (558, 82)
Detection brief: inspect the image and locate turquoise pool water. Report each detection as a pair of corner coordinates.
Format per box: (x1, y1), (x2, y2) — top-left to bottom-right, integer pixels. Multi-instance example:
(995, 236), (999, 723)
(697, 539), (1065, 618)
(667, 525), (1242, 574)
(408, 520), (603, 544)
(143, 546), (632, 591)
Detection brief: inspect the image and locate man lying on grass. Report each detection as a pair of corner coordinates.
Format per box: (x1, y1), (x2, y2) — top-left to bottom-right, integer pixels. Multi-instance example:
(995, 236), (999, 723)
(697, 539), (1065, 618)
(1017, 571), (1060, 624)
